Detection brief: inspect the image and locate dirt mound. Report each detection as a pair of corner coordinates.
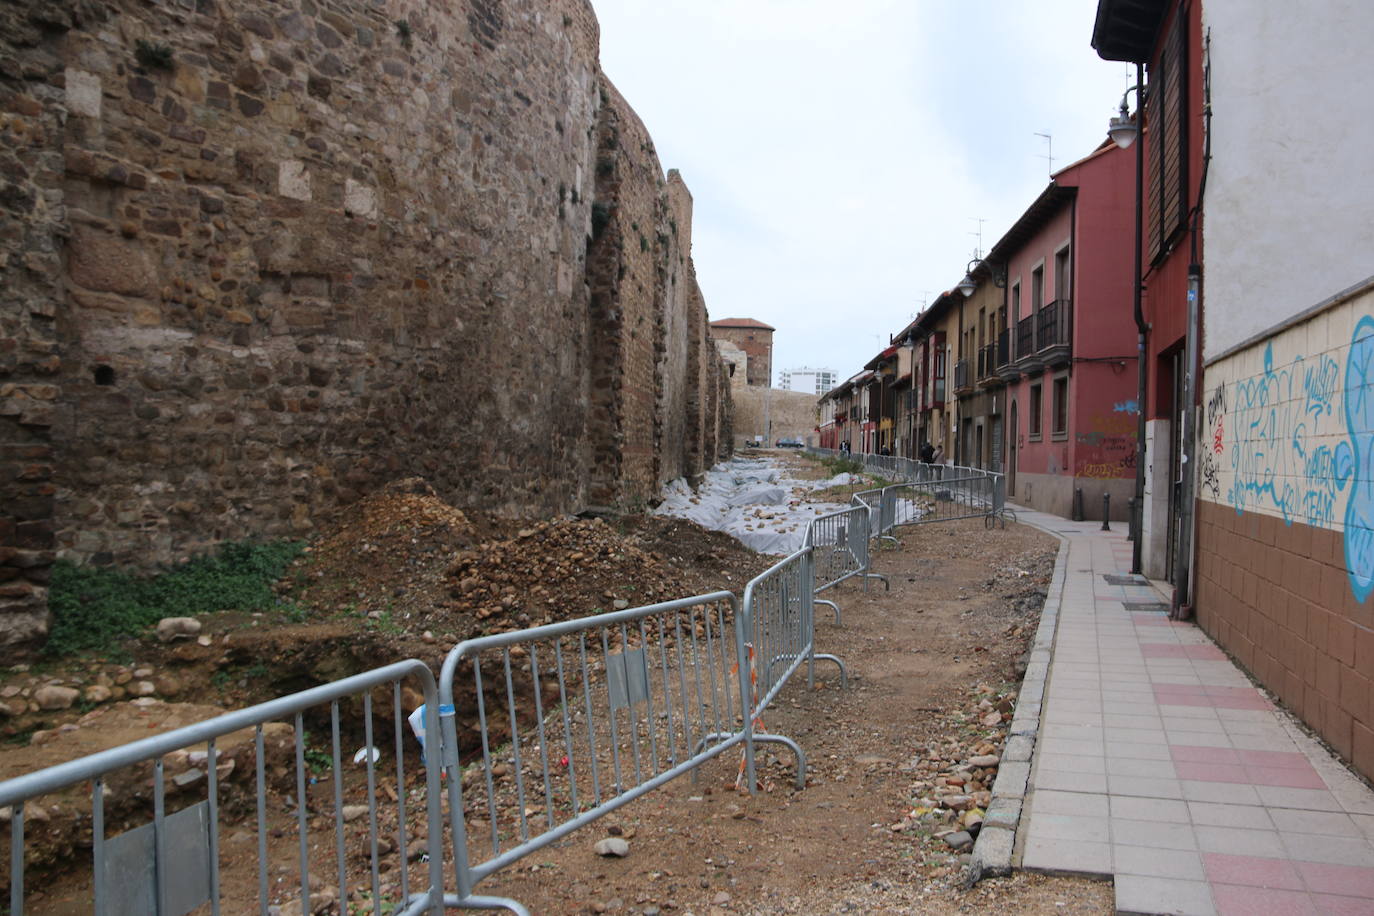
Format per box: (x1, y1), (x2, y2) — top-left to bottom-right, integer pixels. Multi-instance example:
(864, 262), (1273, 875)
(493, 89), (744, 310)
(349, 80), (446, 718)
(442, 517), (690, 632)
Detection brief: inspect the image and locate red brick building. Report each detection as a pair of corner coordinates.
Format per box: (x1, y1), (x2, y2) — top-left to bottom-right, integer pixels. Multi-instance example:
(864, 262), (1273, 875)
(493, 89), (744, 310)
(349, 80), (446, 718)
(708, 318), (775, 388)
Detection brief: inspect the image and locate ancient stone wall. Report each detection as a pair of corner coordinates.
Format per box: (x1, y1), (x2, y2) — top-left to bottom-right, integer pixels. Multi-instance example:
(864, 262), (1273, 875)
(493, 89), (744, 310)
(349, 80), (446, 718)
(0, 0), (731, 657)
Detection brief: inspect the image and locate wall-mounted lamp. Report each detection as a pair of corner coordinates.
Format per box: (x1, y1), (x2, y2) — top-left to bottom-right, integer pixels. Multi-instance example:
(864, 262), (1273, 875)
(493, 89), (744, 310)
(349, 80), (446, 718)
(1108, 84), (1143, 149)
(957, 257), (1008, 297)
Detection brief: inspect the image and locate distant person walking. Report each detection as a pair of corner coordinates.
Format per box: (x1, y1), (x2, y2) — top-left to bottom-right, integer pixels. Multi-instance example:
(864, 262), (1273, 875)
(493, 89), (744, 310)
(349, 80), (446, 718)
(932, 444), (944, 478)
(919, 441), (935, 464)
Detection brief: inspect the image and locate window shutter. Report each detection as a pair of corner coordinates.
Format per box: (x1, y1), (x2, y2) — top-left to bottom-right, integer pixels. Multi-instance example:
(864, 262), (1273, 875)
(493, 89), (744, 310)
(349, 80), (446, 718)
(1146, 5), (1189, 265)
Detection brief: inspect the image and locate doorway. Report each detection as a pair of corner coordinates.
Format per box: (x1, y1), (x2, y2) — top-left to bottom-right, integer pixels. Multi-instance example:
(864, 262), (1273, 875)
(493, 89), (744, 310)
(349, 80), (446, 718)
(1008, 401), (1018, 497)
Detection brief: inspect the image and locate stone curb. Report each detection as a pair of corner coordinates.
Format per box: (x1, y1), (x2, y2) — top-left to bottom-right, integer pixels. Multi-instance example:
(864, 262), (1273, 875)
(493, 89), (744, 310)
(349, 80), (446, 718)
(966, 515), (1070, 886)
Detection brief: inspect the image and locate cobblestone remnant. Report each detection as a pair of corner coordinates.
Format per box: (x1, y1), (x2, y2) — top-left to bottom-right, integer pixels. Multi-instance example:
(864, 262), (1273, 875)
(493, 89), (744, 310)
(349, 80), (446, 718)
(0, 0), (731, 657)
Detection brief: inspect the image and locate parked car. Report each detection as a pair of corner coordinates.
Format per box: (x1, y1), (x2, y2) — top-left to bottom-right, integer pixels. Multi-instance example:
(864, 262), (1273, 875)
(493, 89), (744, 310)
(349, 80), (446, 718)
(776, 437), (803, 448)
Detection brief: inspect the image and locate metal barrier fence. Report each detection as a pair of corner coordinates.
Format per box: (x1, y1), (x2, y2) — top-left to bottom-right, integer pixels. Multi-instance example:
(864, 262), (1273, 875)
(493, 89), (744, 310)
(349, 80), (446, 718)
(0, 660), (446, 916)
(437, 592), (807, 915)
(810, 448), (1009, 527)
(737, 548), (845, 797)
(803, 505), (887, 622)
(875, 473), (1001, 530)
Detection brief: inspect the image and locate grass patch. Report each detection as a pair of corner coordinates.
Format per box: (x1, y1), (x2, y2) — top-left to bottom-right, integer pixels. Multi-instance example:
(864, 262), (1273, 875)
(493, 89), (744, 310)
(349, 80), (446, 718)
(47, 540), (305, 657)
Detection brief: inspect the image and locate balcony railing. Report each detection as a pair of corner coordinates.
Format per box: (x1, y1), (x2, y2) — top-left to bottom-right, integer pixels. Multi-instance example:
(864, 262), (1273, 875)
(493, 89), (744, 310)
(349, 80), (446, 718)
(953, 359), (971, 392)
(1016, 315), (1035, 363)
(1038, 299), (1071, 348)
(997, 329), (1010, 367)
(978, 342), (997, 380)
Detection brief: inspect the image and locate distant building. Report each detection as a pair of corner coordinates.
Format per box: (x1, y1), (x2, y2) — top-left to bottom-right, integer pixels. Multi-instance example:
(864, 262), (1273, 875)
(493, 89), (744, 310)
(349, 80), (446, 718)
(778, 367), (836, 395)
(708, 318), (774, 388)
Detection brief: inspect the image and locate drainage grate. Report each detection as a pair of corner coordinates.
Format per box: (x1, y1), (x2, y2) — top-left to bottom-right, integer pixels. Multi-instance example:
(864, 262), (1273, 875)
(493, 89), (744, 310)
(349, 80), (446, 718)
(1123, 601), (1169, 613)
(1103, 574), (1149, 586)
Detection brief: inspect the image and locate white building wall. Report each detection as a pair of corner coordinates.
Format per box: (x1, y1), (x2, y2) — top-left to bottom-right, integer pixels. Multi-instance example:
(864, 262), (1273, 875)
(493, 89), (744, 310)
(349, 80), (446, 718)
(1202, 0), (1374, 360)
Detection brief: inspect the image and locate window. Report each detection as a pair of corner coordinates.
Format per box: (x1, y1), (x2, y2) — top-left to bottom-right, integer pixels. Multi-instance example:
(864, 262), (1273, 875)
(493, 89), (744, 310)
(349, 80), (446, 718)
(1052, 375), (1069, 439)
(1145, 9), (1188, 263)
(1031, 265), (1044, 311)
(1054, 246), (1070, 302)
(1029, 382), (1043, 440)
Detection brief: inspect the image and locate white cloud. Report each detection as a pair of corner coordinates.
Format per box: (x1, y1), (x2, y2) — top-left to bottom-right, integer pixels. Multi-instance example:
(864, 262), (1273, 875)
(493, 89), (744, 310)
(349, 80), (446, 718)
(592, 0), (1129, 381)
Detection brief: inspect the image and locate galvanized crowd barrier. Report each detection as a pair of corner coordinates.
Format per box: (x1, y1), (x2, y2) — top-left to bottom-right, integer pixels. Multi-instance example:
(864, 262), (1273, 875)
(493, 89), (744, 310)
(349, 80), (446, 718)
(437, 592), (809, 916)
(804, 505), (888, 623)
(809, 448), (1010, 528)
(736, 548), (845, 796)
(0, 660), (446, 916)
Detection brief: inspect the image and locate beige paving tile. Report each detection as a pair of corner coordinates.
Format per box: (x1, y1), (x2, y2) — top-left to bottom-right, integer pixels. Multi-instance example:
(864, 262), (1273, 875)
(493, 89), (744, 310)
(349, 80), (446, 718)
(1278, 831), (1374, 866)
(1034, 768), (1108, 794)
(1022, 835), (1113, 876)
(1107, 741), (1173, 761)
(1187, 801), (1273, 830)
(1111, 795), (1190, 824)
(1267, 807), (1364, 837)
(1026, 812), (1111, 844)
(1254, 786), (1346, 812)
(1030, 788), (1110, 817)
(1112, 844), (1206, 880)
(1114, 875), (1216, 916)
(1110, 817), (1198, 850)
(1181, 780), (1262, 806)
(1194, 825), (1286, 858)
(1109, 774), (1184, 800)
(1107, 756), (1177, 778)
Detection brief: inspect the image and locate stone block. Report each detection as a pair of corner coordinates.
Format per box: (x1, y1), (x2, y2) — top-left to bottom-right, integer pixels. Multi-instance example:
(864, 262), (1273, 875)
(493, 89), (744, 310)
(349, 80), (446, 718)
(65, 68), (101, 118)
(68, 226), (157, 297)
(278, 160), (311, 201)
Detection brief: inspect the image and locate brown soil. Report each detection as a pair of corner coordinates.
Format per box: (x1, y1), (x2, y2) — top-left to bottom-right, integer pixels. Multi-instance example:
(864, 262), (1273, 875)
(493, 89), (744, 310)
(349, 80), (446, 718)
(1, 453), (1112, 913)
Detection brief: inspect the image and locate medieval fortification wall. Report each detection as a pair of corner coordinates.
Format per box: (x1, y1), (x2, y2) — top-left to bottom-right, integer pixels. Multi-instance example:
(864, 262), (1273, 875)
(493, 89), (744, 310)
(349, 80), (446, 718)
(0, 0), (732, 657)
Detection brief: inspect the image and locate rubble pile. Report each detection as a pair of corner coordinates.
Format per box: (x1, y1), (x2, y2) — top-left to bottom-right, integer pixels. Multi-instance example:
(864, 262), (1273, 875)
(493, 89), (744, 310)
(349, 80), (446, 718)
(443, 517), (689, 632)
(893, 683), (1015, 857)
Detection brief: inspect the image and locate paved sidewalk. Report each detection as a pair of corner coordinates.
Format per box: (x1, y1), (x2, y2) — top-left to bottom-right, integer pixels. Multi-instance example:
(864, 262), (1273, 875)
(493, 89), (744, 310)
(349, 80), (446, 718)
(1011, 507), (1374, 915)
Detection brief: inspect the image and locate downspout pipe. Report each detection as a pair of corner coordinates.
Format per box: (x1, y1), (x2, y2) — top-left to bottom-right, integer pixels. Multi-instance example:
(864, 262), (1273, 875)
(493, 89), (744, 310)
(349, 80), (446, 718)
(1173, 28), (1212, 620)
(1131, 62), (1148, 576)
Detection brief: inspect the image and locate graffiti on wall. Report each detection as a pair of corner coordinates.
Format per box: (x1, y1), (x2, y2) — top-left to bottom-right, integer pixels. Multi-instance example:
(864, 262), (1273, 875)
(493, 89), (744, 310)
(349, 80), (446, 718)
(1344, 317), (1374, 602)
(1074, 405), (1138, 479)
(1208, 316), (1374, 601)
(1199, 382), (1226, 500)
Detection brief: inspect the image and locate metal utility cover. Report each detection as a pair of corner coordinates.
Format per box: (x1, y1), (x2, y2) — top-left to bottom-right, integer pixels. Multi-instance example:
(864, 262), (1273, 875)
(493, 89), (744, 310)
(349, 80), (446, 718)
(1103, 574), (1149, 586)
(104, 800), (212, 916)
(1123, 601), (1170, 613)
(607, 648), (650, 711)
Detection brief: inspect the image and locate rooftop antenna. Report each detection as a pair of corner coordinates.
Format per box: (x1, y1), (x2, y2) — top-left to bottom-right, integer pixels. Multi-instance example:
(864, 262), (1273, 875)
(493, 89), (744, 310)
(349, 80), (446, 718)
(1035, 130), (1054, 177)
(968, 217), (987, 259)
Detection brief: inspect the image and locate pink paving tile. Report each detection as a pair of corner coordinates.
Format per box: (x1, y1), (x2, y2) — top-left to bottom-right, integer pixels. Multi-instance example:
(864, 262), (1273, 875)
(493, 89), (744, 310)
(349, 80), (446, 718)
(1311, 893), (1374, 915)
(1244, 764), (1327, 789)
(1154, 685), (1272, 710)
(1172, 746), (1243, 764)
(1176, 761), (1252, 784)
(1204, 853), (1304, 889)
(1142, 643), (1229, 660)
(1212, 884), (1316, 915)
(1296, 862), (1374, 898)
(1238, 749), (1311, 769)
(1175, 758), (1326, 789)
(1133, 617), (1173, 626)
(1202, 685), (1269, 700)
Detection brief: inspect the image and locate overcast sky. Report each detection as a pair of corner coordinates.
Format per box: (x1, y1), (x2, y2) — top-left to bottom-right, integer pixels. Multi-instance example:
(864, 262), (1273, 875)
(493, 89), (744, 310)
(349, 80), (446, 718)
(591, 0), (1133, 386)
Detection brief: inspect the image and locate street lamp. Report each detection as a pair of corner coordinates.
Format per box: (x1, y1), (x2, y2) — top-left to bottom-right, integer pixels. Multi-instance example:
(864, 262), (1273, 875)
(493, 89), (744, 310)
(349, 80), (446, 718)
(957, 257), (1007, 298)
(1108, 84), (1142, 149)
(1112, 70), (1147, 574)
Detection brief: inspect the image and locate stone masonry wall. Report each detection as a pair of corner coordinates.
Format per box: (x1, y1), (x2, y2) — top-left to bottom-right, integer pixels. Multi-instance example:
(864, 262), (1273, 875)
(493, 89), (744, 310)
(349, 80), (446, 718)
(0, 0), (731, 657)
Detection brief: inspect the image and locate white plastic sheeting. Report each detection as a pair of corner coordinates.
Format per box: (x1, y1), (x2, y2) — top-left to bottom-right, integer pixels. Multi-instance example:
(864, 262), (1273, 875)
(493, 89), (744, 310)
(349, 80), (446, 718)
(653, 456), (857, 555)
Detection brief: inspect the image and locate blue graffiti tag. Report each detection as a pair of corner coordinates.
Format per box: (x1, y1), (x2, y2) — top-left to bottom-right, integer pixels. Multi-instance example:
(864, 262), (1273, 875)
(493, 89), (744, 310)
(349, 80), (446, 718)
(1228, 342), (1346, 530)
(1343, 316), (1374, 602)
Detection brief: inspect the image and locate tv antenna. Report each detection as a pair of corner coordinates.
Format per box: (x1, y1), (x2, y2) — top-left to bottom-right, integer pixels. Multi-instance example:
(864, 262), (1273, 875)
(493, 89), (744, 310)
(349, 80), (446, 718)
(968, 217), (987, 258)
(1035, 131), (1054, 177)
